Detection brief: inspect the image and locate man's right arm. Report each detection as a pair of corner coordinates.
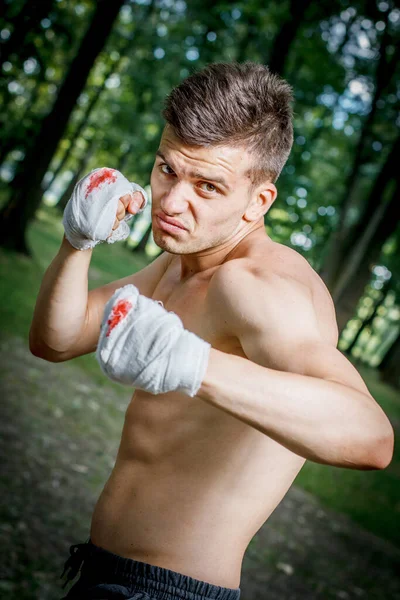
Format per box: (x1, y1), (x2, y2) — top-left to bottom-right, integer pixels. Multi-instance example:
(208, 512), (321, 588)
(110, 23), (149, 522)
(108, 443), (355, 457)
(29, 235), (170, 363)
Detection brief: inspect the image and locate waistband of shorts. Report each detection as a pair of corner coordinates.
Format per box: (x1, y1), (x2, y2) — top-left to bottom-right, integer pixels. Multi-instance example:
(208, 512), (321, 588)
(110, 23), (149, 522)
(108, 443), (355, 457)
(65, 539), (241, 600)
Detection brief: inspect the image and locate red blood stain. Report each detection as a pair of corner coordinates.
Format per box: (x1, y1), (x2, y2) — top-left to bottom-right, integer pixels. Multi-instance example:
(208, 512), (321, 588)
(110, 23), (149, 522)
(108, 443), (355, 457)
(106, 299), (132, 337)
(85, 168), (117, 198)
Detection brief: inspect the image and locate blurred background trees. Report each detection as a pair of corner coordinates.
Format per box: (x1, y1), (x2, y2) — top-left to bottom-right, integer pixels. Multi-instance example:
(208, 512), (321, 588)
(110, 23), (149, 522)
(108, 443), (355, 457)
(1, 0), (399, 386)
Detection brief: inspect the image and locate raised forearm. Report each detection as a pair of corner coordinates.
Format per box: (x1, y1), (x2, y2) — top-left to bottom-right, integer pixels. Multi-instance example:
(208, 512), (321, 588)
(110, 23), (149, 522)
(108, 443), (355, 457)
(29, 235), (93, 354)
(197, 349), (393, 469)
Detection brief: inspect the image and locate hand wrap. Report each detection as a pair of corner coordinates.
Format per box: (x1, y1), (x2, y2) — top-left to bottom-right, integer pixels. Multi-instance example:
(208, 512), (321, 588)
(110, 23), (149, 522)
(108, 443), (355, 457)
(95, 284), (211, 397)
(62, 167), (148, 250)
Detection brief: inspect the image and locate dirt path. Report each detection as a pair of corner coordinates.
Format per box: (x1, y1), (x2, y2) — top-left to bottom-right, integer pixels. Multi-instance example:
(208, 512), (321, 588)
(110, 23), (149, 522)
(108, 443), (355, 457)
(1, 335), (399, 600)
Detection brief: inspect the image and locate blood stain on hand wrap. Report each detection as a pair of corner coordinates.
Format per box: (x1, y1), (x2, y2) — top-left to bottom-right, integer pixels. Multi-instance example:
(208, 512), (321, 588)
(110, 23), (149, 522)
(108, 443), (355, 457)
(106, 299), (132, 337)
(85, 168), (118, 198)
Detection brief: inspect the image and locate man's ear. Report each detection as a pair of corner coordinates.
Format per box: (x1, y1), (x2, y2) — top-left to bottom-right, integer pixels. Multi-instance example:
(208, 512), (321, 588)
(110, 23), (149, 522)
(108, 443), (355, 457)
(244, 183), (277, 222)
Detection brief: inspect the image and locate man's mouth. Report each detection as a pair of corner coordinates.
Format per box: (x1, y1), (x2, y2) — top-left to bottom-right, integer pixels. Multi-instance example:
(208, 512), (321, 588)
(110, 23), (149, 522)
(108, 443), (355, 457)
(156, 213), (188, 232)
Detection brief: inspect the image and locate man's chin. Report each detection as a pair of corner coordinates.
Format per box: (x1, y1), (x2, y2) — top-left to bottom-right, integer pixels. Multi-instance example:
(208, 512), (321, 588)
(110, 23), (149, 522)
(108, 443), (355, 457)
(153, 235), (200, 256)
(152, 232), (181, 254)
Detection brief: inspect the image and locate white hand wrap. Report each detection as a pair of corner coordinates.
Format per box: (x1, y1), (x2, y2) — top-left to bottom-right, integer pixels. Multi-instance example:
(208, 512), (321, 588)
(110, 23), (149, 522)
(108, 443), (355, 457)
(62, 167), (148, 250)
(95, 284), (211, 397)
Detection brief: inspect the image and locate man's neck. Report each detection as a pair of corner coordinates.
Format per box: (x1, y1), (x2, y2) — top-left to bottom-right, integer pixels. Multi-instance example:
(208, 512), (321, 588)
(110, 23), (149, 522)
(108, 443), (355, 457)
(177, 219), (267, 282)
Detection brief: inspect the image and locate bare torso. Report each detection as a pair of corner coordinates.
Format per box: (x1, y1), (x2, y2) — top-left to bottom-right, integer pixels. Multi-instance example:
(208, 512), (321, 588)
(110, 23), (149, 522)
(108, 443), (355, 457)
(90, 233), (337, 588)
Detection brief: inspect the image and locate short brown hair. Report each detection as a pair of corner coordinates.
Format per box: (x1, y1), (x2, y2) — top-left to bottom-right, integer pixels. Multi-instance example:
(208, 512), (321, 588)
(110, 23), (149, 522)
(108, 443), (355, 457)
(162, 61), (294, 186)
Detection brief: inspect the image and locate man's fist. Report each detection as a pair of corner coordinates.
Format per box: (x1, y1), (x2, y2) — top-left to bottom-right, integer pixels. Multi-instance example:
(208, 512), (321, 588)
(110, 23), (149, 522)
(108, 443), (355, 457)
(109, 191), (146, 237)
(95, 284), (211, 397)
(62, 167), (148, 251)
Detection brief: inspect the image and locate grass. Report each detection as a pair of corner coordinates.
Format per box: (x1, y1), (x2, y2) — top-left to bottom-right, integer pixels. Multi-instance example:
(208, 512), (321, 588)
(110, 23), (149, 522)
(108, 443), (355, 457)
(1, 205), (400, 548)
(296, 367), (400, 546)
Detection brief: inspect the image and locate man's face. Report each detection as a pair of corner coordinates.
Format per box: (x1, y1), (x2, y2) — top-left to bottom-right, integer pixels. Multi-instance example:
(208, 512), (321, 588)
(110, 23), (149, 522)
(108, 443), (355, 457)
(149, 126), (259, 255)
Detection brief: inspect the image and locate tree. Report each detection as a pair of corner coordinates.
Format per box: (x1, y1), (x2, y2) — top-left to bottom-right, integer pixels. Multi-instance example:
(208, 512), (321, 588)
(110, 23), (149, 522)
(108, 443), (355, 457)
(267, 0), (313, 75)
(43, 56), (121, 193)
(378, 330), (400, 388)
(0, 0), (55, 68)
(334, 165), (400, 332)
(345, 281), (391, 355)
(0, 0), (87, 164)
(46, 0), (157, 201)
(132, 223), (153, 254)
(0, 0), (126, 254)
(320, 8), (400, 291)
(56, 136), (99, 212)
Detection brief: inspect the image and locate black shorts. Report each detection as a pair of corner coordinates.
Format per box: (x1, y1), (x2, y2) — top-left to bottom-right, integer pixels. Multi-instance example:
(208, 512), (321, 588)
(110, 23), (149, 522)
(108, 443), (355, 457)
(60, 539), (241, 599)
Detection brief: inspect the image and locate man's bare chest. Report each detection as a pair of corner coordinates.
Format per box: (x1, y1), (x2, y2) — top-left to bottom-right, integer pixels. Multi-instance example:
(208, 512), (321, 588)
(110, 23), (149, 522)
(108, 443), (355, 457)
(151, 263), (245, 358)
(119, 261), (253, 462)
(118, 253), (307, 503)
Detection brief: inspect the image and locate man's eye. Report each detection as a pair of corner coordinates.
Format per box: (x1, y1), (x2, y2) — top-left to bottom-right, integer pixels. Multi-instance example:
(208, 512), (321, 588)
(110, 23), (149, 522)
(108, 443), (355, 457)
(160, 164), (175, 175)
(199, 182), (217, 193)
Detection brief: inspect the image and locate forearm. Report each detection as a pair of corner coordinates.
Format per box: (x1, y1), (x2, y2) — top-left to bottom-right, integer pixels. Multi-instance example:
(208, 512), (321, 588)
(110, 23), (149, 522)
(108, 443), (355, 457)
(29, 235), (93, 354)
(197, 349), (393, 469)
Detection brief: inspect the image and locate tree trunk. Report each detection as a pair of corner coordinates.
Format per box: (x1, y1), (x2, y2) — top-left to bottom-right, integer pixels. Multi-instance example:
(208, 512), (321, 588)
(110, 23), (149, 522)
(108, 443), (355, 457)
(267, 0), (313, 75)
(320, 18), (398, 290)
(345, 282), (391, 355)
(334, 174), (399, 333)
(378, 330), (400, 389)
(235, 0), (312, 71)
(332, 135), (400, 289)
(333, 137), (400, 301)
(56, 137), (99, 212)
(43, 0), (155, 193)
(0, 137), (16, 168)
(44, 53), (125, 192)
(0, 0), (126, 254)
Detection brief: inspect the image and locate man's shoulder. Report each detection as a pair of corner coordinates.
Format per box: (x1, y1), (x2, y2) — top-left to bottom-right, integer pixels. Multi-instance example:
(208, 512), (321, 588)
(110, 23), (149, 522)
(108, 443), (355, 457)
(210, 242), (338, 346)
(212, 240), (315, 297)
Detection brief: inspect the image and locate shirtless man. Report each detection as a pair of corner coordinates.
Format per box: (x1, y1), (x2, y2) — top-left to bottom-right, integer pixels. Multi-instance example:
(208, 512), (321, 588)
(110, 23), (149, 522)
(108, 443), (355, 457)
(29, 62), (394, 600)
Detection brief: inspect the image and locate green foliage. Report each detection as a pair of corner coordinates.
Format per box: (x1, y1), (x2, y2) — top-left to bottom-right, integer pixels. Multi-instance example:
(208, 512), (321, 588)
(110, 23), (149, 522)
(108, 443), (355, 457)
(0, 1), (95, 168)
(1, 1), (399, 356)
(339, 224), (400, 365)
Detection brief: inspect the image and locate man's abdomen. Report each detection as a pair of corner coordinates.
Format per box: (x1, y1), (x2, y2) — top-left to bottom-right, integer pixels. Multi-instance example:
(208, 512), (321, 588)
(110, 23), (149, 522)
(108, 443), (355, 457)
(90, 389), (304, 588)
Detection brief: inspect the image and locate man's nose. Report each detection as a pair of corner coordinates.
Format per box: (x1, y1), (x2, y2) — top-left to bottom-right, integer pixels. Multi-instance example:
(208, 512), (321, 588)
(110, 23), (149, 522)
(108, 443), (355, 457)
(160, 181), (189, 214)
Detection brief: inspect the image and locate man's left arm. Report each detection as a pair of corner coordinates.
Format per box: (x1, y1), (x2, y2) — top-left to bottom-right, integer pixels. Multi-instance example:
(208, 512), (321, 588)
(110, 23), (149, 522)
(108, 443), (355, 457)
(197, 265), (394, 470)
